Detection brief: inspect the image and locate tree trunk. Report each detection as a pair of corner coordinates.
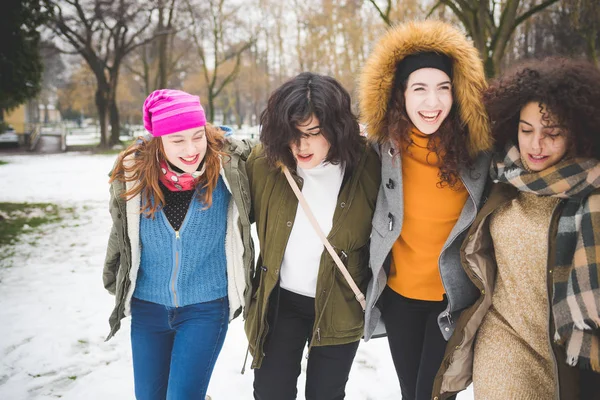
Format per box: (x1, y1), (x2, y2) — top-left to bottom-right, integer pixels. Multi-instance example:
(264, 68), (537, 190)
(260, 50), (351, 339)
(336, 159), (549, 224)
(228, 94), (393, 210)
(208, 92), (215, 123)
(586, 33), (598, 67)
(108, 65), (122, 146)
(95, 87), (109, 148)
(157, 0), (168, 89)
(484, 58), (496, 78)
(235, 86), (243, 128)
(109, 99), (121, 146)
(142, 45), (151, 94)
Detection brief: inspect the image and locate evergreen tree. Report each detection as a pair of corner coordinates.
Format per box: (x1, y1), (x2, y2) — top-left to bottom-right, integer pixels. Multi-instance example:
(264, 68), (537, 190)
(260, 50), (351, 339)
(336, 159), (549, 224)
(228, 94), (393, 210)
(0, 0), (47, 119)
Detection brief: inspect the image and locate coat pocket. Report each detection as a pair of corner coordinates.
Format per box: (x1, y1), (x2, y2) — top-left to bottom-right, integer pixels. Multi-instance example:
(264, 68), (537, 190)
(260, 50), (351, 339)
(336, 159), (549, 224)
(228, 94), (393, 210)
(328, 245), (371, 335)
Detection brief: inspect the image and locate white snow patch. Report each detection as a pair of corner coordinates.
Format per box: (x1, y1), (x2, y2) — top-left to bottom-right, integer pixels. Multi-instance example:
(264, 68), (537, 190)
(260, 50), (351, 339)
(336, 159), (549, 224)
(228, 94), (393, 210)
(0, 152), (474, 399)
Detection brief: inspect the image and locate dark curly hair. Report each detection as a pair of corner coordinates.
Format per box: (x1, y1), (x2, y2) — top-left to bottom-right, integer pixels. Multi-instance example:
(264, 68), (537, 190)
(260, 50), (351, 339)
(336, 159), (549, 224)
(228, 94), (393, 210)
(385, 78), (472, 188)
(259, 72), (363, 171)
(484, 57), (600, 159)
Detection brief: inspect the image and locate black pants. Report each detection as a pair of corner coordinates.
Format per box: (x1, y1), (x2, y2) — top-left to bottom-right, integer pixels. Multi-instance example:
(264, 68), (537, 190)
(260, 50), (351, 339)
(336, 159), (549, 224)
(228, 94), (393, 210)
(253, 288), (359, 400)
(381, 285), (456, 400)
(580, 369), (600, 399)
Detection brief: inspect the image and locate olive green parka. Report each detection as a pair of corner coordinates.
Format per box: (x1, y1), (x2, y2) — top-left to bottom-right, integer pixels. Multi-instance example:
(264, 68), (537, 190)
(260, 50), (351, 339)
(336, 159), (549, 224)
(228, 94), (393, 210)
(244, 142), (381, 369)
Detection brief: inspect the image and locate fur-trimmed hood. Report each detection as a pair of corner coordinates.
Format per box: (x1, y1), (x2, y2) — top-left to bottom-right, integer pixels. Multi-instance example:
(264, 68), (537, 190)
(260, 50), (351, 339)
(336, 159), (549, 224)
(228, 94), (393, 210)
(358, 20), (492, 156)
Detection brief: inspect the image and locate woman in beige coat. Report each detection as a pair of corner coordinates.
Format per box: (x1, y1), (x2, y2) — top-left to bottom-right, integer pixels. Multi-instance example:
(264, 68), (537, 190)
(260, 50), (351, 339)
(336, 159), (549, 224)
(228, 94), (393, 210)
(432, 58), (600, 400)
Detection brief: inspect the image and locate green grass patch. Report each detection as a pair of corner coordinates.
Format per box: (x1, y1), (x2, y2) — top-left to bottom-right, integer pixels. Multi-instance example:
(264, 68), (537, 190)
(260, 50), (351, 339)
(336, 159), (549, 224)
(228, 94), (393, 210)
(0, 202), (75, 267)
(0, 160), (8, 166)
(0, 202), (64, 249)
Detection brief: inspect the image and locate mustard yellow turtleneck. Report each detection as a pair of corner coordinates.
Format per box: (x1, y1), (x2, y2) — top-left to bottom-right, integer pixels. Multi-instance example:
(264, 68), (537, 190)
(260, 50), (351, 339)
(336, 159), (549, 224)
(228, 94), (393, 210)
(388, 129), (468, 301)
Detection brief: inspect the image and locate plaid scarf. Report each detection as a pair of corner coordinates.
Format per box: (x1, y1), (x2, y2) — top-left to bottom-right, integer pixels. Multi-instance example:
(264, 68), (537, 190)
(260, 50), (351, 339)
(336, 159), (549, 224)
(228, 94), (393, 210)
(491, 143), (600, 372)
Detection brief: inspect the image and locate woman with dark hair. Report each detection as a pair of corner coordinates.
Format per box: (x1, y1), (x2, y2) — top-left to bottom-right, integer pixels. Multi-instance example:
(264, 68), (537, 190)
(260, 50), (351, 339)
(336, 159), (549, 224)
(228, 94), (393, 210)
(433, 58), (600, 399)
(244, 72), (381, 399)
(358, 20), (492, 400)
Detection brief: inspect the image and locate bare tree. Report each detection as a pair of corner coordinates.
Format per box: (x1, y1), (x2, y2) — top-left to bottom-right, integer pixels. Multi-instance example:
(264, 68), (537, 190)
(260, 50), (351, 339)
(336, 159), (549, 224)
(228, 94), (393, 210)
(501, 0), (600, 68)
(428, 0), (560, 76)
(367, 0), (560, 77)
(44, 0), (160, 147)
(124, 0), (188, 94)
(184, 0), (255, 122)
(568, 0), (600, 66)
(366, 0), (392, 26)
(57, 61), (97, 120)
(39, 41), (66, 123)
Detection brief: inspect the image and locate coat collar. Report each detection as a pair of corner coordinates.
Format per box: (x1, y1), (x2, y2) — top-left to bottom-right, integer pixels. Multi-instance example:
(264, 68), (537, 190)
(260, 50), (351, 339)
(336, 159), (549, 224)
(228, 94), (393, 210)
(380, 140), (491, 204)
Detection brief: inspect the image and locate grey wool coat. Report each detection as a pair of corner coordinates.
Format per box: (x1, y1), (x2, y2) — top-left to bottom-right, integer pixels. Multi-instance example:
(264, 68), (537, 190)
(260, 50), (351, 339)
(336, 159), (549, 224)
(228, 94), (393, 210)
(357, 20), (494, 341)
(364, 142), (491, 341)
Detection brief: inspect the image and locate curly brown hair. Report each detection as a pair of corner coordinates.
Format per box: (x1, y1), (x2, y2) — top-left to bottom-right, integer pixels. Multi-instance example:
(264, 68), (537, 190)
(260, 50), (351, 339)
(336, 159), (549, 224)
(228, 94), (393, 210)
(109, 123), (227, 217)
(260, 72), (363, 172)
(484, 57), (600, 159)
(385, 79), (472, 188)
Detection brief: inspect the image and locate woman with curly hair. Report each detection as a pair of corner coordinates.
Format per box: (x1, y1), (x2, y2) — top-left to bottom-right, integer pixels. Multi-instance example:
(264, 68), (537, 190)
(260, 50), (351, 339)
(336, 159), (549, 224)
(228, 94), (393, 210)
(432, 58), (600, 399)
(244, 72), (380, 399)
(358, 20), (492, 400)
(103, 89), (254, 399)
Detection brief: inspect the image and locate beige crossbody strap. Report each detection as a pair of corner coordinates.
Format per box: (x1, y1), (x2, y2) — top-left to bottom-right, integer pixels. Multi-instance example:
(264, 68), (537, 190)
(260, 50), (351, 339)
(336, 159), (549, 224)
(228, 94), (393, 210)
(282, 167), (366, 311)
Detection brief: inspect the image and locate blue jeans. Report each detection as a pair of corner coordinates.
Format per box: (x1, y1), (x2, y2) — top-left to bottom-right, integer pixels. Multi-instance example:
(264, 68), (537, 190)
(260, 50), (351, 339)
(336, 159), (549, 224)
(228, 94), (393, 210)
(130, 296), (229, 400)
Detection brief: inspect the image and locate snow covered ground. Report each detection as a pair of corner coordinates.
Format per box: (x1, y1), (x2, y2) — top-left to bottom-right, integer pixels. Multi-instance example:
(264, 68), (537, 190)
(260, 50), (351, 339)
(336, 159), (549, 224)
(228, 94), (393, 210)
(0, 152), (474, 399)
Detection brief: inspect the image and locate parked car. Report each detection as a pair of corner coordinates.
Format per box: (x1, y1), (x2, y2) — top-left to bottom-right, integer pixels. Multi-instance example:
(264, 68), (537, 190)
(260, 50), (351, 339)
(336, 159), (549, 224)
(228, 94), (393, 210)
(0, 127), (19, 146)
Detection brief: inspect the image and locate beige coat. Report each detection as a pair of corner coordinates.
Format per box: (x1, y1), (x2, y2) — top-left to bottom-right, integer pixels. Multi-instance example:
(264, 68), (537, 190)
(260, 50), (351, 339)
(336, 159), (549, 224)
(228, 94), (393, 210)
(431, 183), (583, 400)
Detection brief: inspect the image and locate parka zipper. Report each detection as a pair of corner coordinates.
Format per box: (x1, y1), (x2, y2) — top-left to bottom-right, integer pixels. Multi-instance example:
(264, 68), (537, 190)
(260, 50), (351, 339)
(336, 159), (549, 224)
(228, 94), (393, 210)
(253, 273), (275, 368)
(306, 267), (335, 359)
(444, 311), (453, 326)
(162, 199), (193, 308)
(171, 230), (181, 307)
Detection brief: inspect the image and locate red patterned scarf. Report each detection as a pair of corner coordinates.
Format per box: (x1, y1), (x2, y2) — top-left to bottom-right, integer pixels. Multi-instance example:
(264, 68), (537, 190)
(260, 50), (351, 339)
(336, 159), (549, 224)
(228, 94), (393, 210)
(158, 159), (205, 191)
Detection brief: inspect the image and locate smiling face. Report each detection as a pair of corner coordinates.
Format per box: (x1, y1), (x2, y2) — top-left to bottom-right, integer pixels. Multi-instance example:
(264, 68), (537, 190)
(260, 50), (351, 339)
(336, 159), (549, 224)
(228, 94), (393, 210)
(161, 126), (207, 174)
(518, 101), (569, 172)
(290, 114), (331, 170)
(404, 68), (453, 135)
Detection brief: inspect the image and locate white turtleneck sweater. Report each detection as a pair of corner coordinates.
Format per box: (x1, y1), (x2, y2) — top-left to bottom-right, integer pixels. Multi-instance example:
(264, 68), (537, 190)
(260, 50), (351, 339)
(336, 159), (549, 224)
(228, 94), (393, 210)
(280, 161), (345, 298)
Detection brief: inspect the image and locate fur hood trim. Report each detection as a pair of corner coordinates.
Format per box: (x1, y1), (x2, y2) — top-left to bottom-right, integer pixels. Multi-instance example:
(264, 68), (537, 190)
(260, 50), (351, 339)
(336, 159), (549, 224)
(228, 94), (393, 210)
(358, 20), (492, 156)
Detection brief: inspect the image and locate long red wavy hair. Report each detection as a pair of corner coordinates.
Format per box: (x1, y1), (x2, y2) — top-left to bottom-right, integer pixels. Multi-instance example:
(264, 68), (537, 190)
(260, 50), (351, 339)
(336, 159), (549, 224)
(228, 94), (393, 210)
(109, 123), (227, 217)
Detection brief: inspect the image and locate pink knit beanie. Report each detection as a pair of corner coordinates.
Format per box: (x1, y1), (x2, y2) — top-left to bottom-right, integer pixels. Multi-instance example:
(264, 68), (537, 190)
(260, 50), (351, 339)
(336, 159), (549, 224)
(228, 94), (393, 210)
(143, 89), (207, 137)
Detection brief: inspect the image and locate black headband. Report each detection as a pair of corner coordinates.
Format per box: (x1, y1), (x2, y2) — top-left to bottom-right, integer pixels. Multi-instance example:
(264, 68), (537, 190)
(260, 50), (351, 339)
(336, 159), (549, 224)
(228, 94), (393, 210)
(396, 52), (453, 83)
